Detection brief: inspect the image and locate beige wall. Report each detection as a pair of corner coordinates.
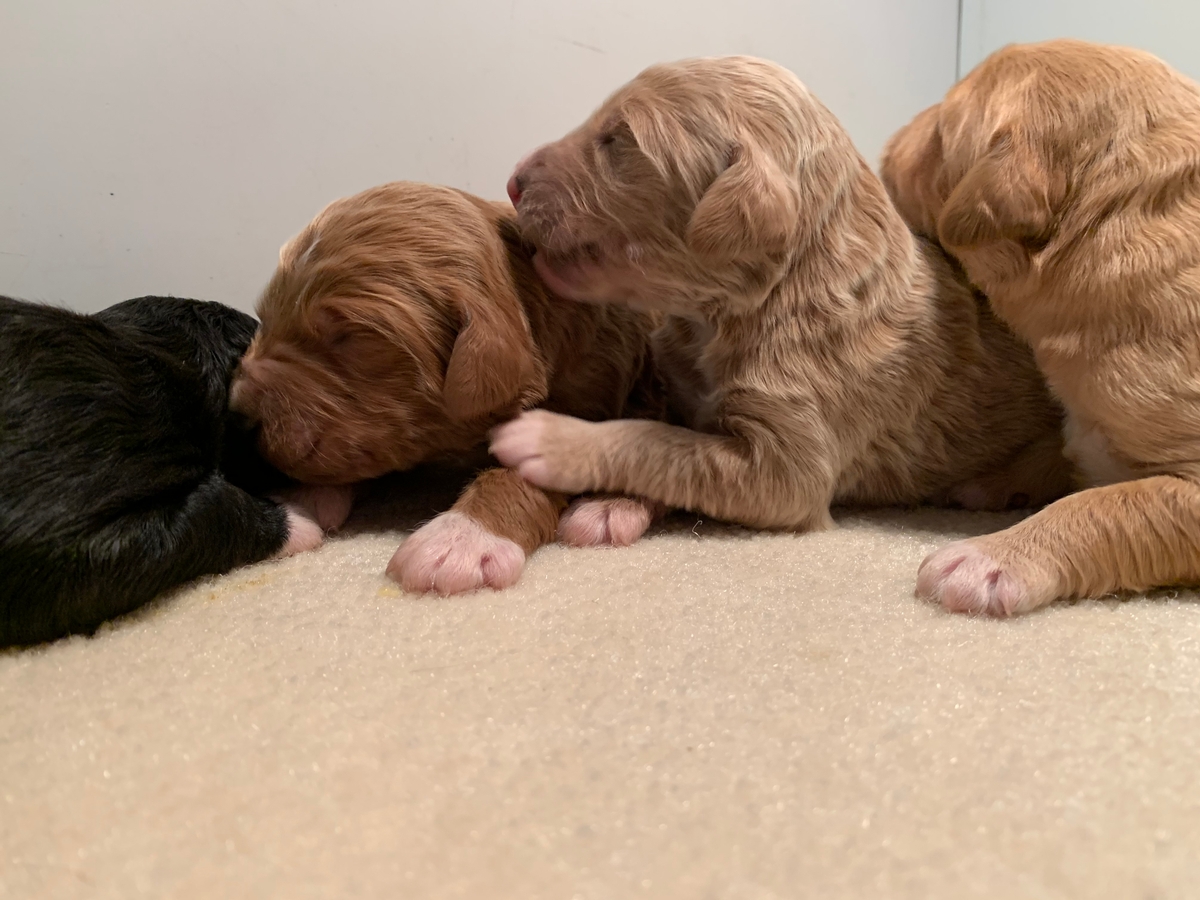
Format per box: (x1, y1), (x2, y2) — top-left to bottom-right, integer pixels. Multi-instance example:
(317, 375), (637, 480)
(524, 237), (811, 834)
(0, 0), (958, 313)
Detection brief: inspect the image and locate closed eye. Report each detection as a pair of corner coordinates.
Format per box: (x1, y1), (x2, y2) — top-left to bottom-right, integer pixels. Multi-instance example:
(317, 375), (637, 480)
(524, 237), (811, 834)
(596, 120), (634, 152)
(318, 327), (371, 359)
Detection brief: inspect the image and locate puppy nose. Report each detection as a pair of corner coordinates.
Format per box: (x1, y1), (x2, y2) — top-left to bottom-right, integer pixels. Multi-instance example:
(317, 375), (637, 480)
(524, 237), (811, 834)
(506, 172), (524, 207)
(509, 148), (543, 206)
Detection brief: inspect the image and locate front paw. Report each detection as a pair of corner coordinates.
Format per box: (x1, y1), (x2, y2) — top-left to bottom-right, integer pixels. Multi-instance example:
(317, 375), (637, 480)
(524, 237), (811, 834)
(916, 538), (1059, 616)
(558, 495), (665, 547)
(386, 512), (526, 595)
(947, 480), (1027, 512)
(273, 483), (355, 531)
(278, 507), (325, 557)
(489, 410), (596, 493)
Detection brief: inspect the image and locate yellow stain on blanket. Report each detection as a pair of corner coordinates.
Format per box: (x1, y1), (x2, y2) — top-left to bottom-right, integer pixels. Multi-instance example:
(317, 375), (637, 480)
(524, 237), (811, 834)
(204, 572), (275, 602)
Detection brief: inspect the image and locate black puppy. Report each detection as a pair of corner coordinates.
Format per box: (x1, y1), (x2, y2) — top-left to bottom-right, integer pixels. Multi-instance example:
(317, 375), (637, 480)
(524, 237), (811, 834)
(0, 295), (349, 647)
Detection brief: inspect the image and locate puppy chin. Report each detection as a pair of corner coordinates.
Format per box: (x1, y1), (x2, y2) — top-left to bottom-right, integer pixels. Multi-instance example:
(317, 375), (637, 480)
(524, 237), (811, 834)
(533, 245), (652, 308)
(532, 251), (607, 303)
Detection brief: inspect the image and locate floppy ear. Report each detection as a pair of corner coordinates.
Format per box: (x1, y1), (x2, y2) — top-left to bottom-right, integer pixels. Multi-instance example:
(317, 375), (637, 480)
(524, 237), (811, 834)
(685, 143), (800, 265)
(937, 129), (1065, 252)
(441, 235), (547, 421)
(880, 104), (946, 239)
(277, 225), (315, 268)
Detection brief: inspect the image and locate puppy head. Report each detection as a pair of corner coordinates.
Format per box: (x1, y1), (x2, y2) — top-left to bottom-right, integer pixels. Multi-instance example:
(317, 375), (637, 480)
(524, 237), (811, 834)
(878, 103), (948, 241)
(882, 56), (1069, 288)
(881, 39), (1193, 289)
(230, 183), (546, 484)
(508, 56), (856, 314)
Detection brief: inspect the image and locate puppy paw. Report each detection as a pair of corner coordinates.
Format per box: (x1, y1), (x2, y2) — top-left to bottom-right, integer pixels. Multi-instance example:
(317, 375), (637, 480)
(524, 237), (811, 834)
(947, 480), (1028, 512)
(915, 538), (1058, 616)
(489, 410), (595, 493)
(558, 495), (665, 547)
(386, 511), (526, 595)
(272, 484), (355, 531)
(947, 440), (1074, 511)
(278, 507), (325, 557)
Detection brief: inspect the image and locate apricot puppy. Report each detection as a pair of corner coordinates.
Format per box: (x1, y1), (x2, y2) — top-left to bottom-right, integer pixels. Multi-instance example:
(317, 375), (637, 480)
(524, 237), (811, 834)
(493, 57), (1069, 537)
(231, 182), (667, 594)
(881, 38), (1200, 615)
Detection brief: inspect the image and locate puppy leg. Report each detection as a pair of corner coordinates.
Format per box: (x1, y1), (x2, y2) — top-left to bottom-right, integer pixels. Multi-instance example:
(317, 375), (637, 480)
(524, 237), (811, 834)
(271, 483), (356, 532)
(1, 473), (303, 647)
(278, 507), (325, 556)
(946, 432), (1076, 511)
(387, 467), (567, 595)
(491, 410), (835, 530)
(558, 495), (668, 547)
(918, 475), (1200, 616)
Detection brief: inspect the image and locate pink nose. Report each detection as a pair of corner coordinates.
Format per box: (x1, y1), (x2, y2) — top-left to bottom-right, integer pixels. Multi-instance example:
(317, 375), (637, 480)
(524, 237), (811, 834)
(506, 172), (523, 207)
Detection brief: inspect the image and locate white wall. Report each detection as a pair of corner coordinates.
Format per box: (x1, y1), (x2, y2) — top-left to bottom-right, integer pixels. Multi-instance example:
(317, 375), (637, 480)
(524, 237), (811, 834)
(960, 0), (1200, 79)
(1, 0), (958, 314)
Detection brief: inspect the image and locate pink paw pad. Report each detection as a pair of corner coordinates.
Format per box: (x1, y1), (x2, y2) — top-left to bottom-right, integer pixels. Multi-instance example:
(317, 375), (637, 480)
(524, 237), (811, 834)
(386, 512), (526, 595)
(558, 497), (661, 547)
(273, 484), (354, 531)
(915, 540), (1031, 616)
(279, 507), (325, 557)
(949, 481), (1031, 511)
(489, 410), (568, 488)
(490, 413), (547, 468)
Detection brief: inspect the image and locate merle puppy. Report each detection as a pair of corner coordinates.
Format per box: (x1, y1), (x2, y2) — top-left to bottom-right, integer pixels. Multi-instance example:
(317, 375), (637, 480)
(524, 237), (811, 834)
(0, 295), (351, 647)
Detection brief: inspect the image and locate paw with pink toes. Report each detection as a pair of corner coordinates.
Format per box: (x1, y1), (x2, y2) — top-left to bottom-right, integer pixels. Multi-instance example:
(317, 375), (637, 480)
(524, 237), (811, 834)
(948, 480), (1025, 512)
(386, 511), (526, 595)
(558, 495), (665, 547)
(915, 538), (1059, 616)
(489, 410), (594, 493)
(272, 483), (355, 531)
(278, 507), (326, 557)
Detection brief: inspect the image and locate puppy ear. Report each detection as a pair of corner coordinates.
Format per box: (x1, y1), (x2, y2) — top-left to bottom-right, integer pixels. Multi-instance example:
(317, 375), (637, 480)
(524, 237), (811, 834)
(442, 232), (547, 421)
(880, 104), (946, 239)
(685, 143), (800, 264)
(937, 129), (1065, 252)
(278, 225), (317, 268)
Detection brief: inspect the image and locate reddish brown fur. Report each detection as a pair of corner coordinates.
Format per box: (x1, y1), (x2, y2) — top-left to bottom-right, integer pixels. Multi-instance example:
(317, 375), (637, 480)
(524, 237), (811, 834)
(491, 56), (1070, 533)
(451, 467), (565, 555)
(231, 182), (667, 590)
(881, 39), (1200, 614)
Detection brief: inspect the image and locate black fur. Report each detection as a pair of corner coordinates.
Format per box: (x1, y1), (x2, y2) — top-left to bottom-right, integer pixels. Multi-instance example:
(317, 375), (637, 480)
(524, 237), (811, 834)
(0, 295), (293, 647)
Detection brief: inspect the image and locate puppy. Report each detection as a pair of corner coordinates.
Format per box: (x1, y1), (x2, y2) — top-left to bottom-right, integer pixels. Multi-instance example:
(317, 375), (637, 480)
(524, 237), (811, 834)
(0, 295), (349, 648)
(491, 56), (1070, 540)
(880, 38), (1200, 615)
(230, 182), (669, 595)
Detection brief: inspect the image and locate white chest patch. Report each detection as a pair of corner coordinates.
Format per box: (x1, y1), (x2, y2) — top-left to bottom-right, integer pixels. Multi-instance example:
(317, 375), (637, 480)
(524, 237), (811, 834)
(1062, 414), (1139, 487)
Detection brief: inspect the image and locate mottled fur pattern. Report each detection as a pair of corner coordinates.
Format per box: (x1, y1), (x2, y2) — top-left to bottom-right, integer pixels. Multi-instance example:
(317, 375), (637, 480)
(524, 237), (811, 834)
(492, 56), (1069, 532)
(881, 39), (1200, 614)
